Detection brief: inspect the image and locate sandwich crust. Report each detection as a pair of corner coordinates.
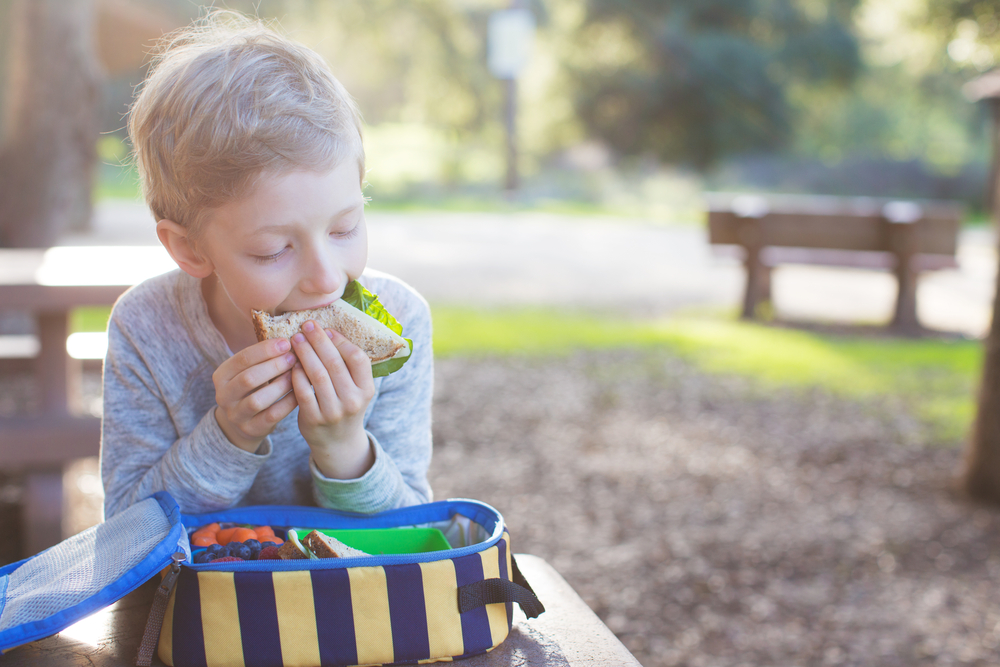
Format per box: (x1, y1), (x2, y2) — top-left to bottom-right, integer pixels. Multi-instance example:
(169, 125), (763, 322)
(302, 530), (368, 559)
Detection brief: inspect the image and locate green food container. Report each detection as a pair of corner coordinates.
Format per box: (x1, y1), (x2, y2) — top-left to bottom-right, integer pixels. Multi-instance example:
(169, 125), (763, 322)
(291, 527), (452, 555)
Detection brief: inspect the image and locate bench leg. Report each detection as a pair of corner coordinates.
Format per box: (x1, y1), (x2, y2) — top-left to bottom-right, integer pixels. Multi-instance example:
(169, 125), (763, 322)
(892, 268), (920, 333)
(889, 224), (921, 334)
(37, 312), (81, 415)
(23, 469), (64, 557)
(741, 246), (770, 319)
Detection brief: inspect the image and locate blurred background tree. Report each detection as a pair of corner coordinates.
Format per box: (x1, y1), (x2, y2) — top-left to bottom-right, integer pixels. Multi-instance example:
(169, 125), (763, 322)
(566, 0), (862, 168)
(0, 0), (102, 248)
(69, 0), (994, 218)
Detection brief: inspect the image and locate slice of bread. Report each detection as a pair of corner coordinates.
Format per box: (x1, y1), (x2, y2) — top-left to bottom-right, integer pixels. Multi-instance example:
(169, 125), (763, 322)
(275, 538), (308, 560)
(302, 530), (369, 559)
(252, 301), (409, 363)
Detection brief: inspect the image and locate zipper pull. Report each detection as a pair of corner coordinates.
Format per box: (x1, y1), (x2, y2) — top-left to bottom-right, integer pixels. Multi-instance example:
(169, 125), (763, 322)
(136, 552), (186, 667)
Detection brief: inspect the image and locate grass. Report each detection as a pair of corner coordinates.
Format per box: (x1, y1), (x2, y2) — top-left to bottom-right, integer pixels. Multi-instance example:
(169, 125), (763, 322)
(432, 307), (982, 444)
(71, 302), (982, 443)
(71, 307), (113, 334)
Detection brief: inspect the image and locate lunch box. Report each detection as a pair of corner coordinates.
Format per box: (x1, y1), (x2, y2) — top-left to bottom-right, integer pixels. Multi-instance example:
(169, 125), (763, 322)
(0, 492), (543, 667)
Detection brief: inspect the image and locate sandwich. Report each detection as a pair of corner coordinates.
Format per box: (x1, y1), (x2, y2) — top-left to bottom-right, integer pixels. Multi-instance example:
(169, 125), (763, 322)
(276, 529), (368, 560)
(302, 530), (368, 559)
(251, 280), (412, 378)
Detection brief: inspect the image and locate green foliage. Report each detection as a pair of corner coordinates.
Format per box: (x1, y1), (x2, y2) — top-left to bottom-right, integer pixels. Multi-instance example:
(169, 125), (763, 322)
(281, 1), (499, 136)
(432, 306), (981, 442)
(567, 0), (862, 167)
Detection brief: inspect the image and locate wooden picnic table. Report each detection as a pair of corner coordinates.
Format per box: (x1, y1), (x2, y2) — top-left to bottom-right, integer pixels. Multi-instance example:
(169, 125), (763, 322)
(0, 246), (174, 556)
(0, 553), (641, 666)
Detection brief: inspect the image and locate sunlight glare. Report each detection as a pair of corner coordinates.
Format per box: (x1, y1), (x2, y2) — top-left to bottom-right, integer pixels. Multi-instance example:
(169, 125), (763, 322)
(35, 246), (174, 286)
(67, 332), (108, 360)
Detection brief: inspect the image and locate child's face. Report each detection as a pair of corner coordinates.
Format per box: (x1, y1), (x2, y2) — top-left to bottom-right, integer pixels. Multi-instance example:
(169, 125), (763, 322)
(196, 162), (368, 330)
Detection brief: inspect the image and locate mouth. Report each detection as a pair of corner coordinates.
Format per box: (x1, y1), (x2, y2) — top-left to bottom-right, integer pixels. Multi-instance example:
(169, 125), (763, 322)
(274, 299), (338, 317)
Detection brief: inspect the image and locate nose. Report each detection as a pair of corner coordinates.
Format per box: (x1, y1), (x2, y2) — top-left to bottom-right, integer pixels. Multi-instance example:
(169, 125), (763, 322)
(299, 246), (342, 296)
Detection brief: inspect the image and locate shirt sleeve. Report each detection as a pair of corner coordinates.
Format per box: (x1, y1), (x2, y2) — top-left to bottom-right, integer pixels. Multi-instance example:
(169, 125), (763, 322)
(100, 311), (271, 518)
(310, 285), (434, 513)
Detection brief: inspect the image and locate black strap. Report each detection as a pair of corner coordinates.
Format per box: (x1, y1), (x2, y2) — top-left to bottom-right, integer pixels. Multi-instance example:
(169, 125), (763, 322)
(458, 555), (545, 619)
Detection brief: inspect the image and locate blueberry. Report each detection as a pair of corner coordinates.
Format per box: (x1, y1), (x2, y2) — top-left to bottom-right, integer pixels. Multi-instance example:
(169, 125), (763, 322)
(230, 543), (252, 560)
(215, 544), (231, 558)
(206, 543), (225, 555)
(243, 539), (261, 551)
(193, 550), (214, 564)
(260, 541), (277, 550)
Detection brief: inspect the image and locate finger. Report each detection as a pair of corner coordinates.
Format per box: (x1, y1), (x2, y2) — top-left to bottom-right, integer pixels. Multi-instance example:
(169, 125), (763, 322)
(230, 350), (298, 400)
(302, 322), (357, 397)
(239, 370), (294, 421)
(291, 327), (335, 394)
(247, 390), (298, 435)
(215, 338), (292, 384)
(329, 328), (374, 393)
(290, 362), (321, 419)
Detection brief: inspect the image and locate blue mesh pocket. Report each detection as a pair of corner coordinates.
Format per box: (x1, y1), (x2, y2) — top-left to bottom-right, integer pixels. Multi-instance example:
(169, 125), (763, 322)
(0, 492), (186, 651)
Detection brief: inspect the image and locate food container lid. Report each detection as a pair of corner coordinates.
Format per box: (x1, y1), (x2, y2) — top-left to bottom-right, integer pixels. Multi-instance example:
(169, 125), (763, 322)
(0, 492), (188, 652)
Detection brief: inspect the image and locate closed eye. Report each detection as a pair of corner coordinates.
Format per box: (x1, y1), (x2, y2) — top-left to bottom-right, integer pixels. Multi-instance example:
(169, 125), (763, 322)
(332, 225), (361, 240)
(251, 249), (287, 264)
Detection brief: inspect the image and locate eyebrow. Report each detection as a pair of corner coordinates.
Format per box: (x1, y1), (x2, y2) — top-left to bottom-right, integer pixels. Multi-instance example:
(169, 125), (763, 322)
(252, 201), (364, 235)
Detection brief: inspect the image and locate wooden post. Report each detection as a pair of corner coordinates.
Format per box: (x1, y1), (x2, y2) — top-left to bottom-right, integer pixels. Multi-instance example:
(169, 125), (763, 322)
(23, 471), (63, 557)
(883, 201), (923, 334)
(737, 216), (770, 319)
(37, 312), (79, 415)
(888, 222), (920, 334)
(504, 77), (518, 193)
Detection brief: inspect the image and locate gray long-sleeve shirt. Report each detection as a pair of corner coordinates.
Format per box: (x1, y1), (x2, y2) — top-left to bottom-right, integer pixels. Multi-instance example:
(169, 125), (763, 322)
(99, 268), (433, 519)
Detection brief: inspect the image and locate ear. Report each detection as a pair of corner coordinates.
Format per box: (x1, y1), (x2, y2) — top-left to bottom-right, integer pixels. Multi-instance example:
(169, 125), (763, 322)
(156, 219), (215, 279)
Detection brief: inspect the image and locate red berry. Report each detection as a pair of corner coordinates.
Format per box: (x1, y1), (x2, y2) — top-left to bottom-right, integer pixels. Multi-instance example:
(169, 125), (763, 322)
(210, 556), (243, 563)
(258, 546), (281, 560)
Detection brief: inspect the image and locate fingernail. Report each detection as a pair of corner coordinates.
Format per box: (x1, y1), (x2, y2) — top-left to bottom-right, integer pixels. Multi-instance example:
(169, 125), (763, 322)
(276, 339), (290, 352)
(285, 353), (297, 364)
(302, 321), (315, 332)
(292, 333), (305, 344)
(326, 329), (334, 338)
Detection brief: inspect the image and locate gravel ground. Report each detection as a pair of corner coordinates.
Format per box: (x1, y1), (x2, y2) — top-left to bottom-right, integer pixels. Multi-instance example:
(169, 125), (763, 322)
(429, 351), (1000, 667)
(4, 349), (999, 667)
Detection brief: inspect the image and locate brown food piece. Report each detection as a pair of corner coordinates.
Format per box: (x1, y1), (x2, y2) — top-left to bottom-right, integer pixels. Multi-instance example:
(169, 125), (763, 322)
(275, 539), (307, 560)
(302, 530), (368, 559)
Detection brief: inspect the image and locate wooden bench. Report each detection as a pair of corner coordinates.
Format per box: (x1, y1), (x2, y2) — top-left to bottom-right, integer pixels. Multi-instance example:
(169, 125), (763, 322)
(0, 246), (173, 556)
(706, 193), (964, 333)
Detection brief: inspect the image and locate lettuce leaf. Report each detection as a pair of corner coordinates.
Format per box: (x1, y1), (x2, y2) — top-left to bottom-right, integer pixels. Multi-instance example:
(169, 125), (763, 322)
(341, 281), (413, 378)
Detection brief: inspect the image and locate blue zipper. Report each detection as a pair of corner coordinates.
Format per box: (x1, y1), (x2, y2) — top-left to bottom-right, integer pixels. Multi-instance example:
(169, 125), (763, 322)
(190, 533), (502, 571)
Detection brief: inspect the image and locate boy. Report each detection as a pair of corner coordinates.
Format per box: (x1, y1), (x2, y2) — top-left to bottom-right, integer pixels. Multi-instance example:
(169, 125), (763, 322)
(100, 12), (433, 518)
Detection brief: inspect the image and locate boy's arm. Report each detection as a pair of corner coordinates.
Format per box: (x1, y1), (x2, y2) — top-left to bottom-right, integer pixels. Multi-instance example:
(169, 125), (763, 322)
(310, 288), (433, 513)
(100, 314), (271, 518)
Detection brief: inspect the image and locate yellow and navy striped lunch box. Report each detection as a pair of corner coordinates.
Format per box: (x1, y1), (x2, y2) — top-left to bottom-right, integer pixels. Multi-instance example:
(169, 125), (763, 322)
(0, 492), (542, 667)
(151, 497), (544, 667)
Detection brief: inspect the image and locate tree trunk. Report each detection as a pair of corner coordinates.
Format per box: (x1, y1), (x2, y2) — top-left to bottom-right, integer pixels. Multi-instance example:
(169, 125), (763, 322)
(964, 105), (1000, 503)
(0, 0), (102, 248)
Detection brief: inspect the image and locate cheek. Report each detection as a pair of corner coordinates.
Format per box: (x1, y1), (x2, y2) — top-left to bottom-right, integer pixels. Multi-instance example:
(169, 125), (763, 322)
(217, 266), (288, 311)
(350, 230), (369, 276)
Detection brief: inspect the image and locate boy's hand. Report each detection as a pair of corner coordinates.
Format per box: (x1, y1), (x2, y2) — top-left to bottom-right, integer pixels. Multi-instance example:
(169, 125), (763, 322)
(290, 320), (376, 479)
(213, 338), (299, 452)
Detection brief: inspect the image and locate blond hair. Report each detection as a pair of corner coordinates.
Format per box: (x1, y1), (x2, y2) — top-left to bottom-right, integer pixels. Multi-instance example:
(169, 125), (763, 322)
(128, 11), (364, 237)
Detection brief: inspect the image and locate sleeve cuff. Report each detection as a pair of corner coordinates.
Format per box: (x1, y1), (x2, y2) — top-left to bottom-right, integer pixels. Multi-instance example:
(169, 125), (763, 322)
(310, 434), (405, 513)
